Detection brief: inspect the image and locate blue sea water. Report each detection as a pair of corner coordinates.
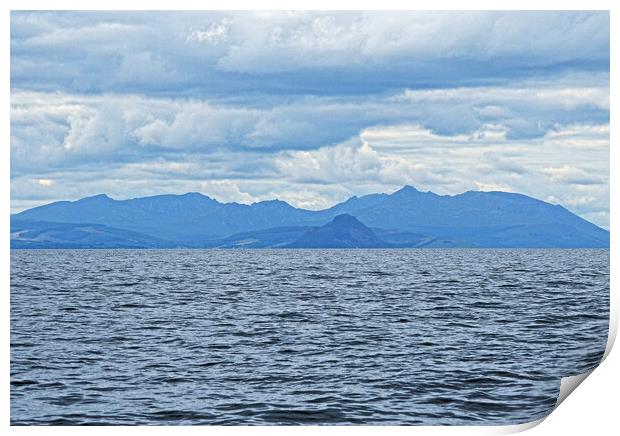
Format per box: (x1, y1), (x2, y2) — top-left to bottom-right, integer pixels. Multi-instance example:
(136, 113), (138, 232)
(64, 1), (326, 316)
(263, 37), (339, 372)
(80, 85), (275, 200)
(10, 249), (609, 425)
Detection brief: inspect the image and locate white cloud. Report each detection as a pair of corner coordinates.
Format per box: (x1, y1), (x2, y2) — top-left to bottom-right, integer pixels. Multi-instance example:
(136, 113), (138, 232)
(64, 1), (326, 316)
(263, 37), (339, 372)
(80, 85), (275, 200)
(11, 77), (609, 172)
(395, 85), (609, 111)
(541, 165), (605, 186)
(199, 180), (257, 204)
(264, 189), (336, 211)
(207, 11), (609, 73)
(542, 124), (610, 149)
(474, 181), (513, 192)
(187, 19), (231, 44)
(361, 124), (509, 150)
(12, 12), (609, 80)
(25, 21), (145, 47)
(274, 138), (382, 184)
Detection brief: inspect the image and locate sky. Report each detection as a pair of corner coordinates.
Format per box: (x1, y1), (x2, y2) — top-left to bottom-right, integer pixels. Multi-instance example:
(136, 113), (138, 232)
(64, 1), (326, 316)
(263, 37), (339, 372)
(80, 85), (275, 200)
(9, 11), (610, 228)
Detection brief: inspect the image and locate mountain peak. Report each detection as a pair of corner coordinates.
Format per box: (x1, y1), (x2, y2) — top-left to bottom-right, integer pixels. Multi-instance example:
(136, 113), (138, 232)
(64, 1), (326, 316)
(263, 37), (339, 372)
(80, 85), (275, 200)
(331, 213), (363, 226)
(287, 214), (390, 248)
(180, 192), (216, 201)
(78, 193), (112, 202)
(393, 185), (420, 195)
(254, 199), (291, 207)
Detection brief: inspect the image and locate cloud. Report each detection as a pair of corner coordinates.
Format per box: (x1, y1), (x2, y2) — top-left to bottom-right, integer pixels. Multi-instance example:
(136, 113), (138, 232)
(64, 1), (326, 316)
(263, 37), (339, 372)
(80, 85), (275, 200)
(129, 101), (258, 150)
(198, 180), (258, 204)
(474, 181), (513, 192)
(187, 19), (231, 45)
(211, 11), (609, 74)
(11, 74), (609, 171)
(11, 11), (609, 95)
(542, 165), (606, 186)
(396, 85), (609, 111)
(273, 138), (378, 183)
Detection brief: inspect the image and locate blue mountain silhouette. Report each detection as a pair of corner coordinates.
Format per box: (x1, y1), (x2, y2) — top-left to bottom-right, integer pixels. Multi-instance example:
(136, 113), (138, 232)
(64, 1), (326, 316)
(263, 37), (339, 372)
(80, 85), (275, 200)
(11, 186), (609, 248)
(286, 214), (390, 248)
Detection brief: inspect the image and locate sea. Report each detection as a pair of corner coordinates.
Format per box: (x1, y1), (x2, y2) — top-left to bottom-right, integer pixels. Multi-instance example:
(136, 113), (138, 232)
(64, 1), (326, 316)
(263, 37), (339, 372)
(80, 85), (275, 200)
(10, 248), (609, 425)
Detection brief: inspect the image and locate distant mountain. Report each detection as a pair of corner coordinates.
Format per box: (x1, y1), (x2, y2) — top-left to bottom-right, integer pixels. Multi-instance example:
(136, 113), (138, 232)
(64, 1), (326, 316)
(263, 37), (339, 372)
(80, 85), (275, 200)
(12, 193), (317, 243)
(212, 226), (311, 248)
(11, 185), (610, 248)
(287, 214), (390, 248)
(203, 225), (467, 249)
(10, 218), (175, 249)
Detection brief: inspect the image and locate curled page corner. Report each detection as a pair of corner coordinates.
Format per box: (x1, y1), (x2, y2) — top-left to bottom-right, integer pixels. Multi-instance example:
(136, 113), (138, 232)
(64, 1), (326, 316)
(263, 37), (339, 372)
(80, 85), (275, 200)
(553, 310), (618, 408)
(555, 370), (595, 408)
(493, 416), (547, 434)
(551, 302), (618, 407)
(492, 368), (599, 436)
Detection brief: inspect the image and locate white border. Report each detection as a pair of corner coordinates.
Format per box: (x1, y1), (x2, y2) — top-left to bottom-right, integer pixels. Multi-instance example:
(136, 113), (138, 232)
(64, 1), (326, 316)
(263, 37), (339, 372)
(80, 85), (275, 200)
(3, 1), (616, 434)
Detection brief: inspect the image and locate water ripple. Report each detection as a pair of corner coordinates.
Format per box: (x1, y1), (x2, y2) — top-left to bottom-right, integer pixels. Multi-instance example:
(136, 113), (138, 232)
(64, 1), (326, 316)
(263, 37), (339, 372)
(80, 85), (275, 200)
(10, 248), (609, 425)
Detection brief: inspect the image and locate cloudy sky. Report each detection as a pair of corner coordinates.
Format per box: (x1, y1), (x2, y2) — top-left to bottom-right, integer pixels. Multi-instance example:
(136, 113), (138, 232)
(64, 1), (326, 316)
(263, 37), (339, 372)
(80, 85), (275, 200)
(10, 11), (610, 227)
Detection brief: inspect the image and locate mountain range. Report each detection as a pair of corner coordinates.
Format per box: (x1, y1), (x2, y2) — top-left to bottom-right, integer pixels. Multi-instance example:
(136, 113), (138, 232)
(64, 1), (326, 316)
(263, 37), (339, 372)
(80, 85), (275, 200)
(10, 185), (609, 248)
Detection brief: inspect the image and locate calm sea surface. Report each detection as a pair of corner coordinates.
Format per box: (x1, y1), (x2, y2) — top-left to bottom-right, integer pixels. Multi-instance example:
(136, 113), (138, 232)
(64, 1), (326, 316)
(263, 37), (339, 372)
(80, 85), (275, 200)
(11, 249), (609, 425)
